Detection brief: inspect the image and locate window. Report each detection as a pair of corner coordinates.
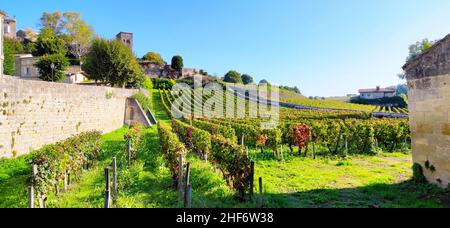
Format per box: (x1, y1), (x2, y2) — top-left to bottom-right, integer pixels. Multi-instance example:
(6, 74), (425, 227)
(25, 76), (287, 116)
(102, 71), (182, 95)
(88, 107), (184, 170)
(4, 25), (10, 34)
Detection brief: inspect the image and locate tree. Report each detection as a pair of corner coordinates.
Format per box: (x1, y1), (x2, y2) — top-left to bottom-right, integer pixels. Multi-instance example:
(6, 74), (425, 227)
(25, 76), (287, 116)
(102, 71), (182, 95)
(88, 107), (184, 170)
(143, 52), (165, 66)
(407, 39), (434, 63)
(62, 12), (94, 63)
(259, 79), (270, 85)
(35, 54), (70, 82)
(3, 38), (24, 75)
(40, 12), (64, 34)
(241, 74), (254, 85)
(32, 27), (67, 57)
(199, 69), (208, 76)
(398, 39), (435, 79)
(171, 55), (184, 76)
(224, 70), (242, 83)
(82, 38), (144, 88)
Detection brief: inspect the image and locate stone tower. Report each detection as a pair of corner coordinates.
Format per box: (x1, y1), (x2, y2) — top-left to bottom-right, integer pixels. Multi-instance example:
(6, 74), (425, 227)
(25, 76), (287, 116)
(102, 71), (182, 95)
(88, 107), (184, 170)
(116, 32), (133, 50)
(403, 34), (450, 188)
(3, 17), (16, 39)
(0, 11), (5, 78)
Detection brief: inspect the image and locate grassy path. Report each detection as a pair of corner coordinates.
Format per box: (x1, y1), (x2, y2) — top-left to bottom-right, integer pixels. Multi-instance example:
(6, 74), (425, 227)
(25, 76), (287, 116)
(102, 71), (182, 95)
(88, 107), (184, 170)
(1, 89), (448, 208)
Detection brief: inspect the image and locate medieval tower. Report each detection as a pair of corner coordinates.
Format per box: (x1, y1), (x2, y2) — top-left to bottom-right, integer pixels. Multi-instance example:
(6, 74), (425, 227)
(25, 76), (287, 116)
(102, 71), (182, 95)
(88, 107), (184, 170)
(116, 32), (133, 50)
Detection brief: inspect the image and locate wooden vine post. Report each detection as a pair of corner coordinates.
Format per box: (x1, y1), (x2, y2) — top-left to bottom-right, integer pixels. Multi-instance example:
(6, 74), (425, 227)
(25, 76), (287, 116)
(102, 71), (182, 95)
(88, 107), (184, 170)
(178, 153), (183, 201)
(186, 184), (192, 208)
(127, 138), (132, 164)
(34, 165), (45, 208)
(241, 134), (245, 146)
(184, 162), (191, 208)
(112, 157), (118, 204)
(312, 142), (316, 160)
(345, 139), (349, 156)
(280, 145), (285, 161)
(28, 164), (37, 208)
(104, 168), (111, 208)
(259, 177), (263, 208)
(250, 161), (255, 196)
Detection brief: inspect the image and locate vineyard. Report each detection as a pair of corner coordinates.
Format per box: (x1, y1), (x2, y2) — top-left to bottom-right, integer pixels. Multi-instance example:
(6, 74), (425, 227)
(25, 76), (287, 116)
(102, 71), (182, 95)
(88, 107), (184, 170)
(0, 88), (449, 208)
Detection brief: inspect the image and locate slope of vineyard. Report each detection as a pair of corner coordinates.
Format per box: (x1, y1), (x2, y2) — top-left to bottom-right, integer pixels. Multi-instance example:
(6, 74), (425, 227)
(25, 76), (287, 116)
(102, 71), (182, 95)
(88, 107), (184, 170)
(0, 88), (447, 208)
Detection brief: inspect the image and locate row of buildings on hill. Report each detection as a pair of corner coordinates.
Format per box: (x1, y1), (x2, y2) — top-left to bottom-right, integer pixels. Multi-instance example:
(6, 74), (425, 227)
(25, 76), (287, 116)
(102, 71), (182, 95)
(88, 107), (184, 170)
(1, 10), (200, 84)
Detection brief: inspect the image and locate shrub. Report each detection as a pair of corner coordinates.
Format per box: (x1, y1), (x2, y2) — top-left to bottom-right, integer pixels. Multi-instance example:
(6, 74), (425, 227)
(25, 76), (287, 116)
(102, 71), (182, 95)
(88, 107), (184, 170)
(31, 131), (102, 197)
(157, 122), (186, 188)
(132, 92), (151, 112)
(191, 119), (236, 142)
(172, 119), (211, 160)
(211, 135), (252, 200)
(35, 54), (70, 82)
(124, 125), (145, 162)
(224, 70), (242, 83)
(152, 78), (176, 90)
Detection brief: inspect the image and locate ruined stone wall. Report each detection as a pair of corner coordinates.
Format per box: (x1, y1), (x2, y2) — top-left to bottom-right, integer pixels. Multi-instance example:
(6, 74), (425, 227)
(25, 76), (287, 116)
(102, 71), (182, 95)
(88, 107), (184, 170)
(408, 74), (450, 188)
(0, 76), (137, 158)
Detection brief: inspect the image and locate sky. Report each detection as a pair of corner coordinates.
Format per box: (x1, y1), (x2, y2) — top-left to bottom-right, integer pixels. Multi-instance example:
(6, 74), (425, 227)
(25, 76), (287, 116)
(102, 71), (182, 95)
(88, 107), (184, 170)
(2, 0), (450, 97)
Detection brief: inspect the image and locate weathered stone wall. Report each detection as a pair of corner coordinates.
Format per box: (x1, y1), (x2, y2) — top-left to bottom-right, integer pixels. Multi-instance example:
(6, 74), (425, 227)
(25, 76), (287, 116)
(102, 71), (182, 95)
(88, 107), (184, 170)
(404, 34), (450, 80)
(408, 74), (450, 188)
(0, 76), (137, 158)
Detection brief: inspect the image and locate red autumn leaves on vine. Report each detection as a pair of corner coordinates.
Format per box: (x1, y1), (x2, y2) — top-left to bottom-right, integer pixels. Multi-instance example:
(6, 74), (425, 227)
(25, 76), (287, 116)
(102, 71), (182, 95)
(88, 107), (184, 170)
(291, 124), (312, 150)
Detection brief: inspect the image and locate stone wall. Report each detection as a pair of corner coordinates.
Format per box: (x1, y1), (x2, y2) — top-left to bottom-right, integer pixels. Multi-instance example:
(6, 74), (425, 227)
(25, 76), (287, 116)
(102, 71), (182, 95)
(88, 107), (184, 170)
(408, 74), (450, 188)
(0, 76), (137, 158)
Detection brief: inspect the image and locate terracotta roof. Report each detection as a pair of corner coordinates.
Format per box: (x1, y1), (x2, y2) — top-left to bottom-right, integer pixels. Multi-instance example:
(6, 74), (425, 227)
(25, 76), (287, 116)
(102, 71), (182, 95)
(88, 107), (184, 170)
(359, 88), (395, 93)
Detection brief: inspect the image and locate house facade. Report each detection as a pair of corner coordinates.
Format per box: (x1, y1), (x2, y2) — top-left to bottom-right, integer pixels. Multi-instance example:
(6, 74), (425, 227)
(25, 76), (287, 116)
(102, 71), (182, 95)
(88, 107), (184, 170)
(14, 54), (39, 79)
(358, 86), (396, 99)
(0, 11), (5, 77)
(3, 17), (16, 39)
(403, 33), (450, 188)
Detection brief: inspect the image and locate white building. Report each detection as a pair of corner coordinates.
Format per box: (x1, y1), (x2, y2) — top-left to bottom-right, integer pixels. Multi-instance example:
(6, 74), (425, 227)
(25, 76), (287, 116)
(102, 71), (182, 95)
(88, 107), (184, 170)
(358, 86), (396, 99)
(0, 11), (6, 78)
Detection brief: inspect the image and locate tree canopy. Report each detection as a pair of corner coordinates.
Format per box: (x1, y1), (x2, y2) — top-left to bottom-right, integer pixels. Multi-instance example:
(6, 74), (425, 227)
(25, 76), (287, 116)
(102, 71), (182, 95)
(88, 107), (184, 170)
(143, 52), (165, 66)
(224, 70), (243, 83)
(39, 11), (94, 61)
(32, 27), (67, 57)
(35, 54), (70, 82)
(406, 39), (434, 63)
(241, 74), (254, 85)
(171, 55), (184, 73)
(82, 38), (145, 88)
(3, 38), (24, 75)
(398, 38), (435, 79)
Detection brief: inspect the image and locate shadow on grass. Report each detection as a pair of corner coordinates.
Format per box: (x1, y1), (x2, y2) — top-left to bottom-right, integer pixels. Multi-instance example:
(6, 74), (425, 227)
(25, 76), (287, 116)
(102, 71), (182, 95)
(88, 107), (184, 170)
(258, 181), (450, 208)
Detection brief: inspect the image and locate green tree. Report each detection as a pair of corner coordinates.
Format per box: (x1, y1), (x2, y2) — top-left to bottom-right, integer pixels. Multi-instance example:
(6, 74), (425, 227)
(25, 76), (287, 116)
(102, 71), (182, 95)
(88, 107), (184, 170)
(399, 39), (435, 79)
(62, 12), (95, 62)
(82, 38), (144, 88)
(259, 79), (270, 85)
(407, 39), (434, 62)
(40, 12), (64, 34)
(3, 38), (24, 75)
(224, 70), (242, 83)
(35, 54), (70, 82)
(81, 38), (109, 83)
(32, 27), (67, 57)
(241, 74), (254, 85)
(143, 52), (165, 66)
(171, 55), (184, 75)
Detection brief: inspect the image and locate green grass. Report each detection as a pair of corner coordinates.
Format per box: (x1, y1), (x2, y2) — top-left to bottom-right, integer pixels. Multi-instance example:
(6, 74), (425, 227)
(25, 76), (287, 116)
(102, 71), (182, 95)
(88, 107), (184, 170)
(1, 88), (448, 208)
(0, 154), (33, 208)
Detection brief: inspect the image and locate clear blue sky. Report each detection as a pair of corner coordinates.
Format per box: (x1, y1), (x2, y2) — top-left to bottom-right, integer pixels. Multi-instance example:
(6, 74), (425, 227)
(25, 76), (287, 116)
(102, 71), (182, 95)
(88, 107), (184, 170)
(3, 0), (450, 96)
